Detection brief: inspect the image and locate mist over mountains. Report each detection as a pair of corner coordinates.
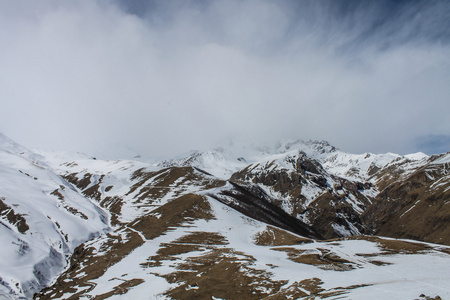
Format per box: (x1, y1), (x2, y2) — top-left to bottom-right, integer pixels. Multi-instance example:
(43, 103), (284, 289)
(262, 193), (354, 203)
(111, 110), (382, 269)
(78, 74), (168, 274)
(1, 0), (450, 157)
(1, 1), (449, 298)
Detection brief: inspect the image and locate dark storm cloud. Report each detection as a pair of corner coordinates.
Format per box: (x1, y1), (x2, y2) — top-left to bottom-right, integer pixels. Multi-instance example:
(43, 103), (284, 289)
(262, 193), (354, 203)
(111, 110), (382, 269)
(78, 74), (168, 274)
(0, 0), (449, 158)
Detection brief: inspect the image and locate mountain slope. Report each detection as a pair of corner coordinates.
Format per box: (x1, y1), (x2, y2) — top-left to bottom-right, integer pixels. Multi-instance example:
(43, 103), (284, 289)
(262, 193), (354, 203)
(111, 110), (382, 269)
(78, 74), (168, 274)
(230, 149), (373, 239)
(0, 134), (449, 299)
(35, 159), (450, 299)
(363, 152), (450, 244)
(0, 134), (109, 298)
(220, 140), (448, 245)
(157, 149), (248, 180)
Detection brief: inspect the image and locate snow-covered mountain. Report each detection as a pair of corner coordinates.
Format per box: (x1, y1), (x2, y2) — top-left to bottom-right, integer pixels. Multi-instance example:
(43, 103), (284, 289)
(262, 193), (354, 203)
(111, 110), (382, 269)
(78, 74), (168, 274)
(158, 148), (248, 180)
(159, 139), (429, 182)
(1, 133), (449, 299)
(162, 140), (438, 240)
(0, 134), (109, 298)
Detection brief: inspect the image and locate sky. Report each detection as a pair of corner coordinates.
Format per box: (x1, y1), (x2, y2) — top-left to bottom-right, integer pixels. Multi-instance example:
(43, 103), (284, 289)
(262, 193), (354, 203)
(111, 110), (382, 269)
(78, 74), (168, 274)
(0, 0), (449, 159)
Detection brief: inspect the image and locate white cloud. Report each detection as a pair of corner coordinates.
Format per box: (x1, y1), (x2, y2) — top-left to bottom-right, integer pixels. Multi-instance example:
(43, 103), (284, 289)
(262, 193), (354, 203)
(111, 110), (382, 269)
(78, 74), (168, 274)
(0, 0), (449, 158)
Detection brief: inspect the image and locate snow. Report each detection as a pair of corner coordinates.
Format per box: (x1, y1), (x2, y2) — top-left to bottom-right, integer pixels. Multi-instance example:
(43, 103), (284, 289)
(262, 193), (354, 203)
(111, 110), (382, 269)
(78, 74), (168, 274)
(431, 152), (450, 165)
(85, 234), (175, 298)
(322, 151), (402, 181)
(158, 149), (248, 180)
(80, 193), (450, 299)
(154, 139), (433, 186)
(332, 223), (354, 237)
(0, 135), (109, 298)
(300, 183), (324, 207)
(1, 133), (449, 299)
(405, 152), (429, 161)
(400, 200), (420, 218)
(329, 252), (450, 299)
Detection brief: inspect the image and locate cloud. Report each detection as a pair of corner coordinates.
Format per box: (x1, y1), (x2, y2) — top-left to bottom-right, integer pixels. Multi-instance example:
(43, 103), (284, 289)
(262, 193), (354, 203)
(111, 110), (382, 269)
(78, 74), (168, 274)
(0, 0), (449, 158)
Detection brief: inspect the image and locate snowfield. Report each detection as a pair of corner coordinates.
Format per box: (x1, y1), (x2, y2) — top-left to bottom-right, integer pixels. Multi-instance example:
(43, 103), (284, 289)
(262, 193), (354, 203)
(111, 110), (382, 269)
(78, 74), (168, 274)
(0, 134), (109, 298)
(0, 133), (449, 299)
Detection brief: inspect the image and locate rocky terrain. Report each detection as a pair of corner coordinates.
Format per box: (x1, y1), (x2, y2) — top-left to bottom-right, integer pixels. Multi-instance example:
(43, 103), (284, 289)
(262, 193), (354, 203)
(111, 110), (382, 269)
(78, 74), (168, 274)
(228, 142), (450, 245)
(0, 133), (449, 299)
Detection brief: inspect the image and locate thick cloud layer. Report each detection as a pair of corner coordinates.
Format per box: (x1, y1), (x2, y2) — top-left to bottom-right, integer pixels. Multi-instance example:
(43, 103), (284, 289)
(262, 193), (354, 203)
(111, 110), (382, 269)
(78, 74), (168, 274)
(1, 0), (449, 158)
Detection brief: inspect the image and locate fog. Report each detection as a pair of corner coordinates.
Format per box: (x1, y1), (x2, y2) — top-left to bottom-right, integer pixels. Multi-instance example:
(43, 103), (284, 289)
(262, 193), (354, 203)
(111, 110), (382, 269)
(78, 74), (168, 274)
(1, 0), (449, 158)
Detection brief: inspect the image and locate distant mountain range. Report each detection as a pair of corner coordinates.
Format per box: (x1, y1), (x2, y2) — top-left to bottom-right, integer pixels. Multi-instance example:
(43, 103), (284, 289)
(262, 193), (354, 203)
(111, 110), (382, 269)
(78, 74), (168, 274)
(0, 133), (448, 299)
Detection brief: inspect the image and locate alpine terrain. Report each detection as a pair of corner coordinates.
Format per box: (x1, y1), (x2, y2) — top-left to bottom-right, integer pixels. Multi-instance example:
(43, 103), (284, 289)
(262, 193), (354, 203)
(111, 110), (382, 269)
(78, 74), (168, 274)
(0, 133), (449, 299)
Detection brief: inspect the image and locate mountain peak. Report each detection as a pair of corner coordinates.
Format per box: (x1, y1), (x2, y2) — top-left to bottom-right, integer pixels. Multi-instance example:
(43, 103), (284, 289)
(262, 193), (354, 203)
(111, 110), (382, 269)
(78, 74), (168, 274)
(281, 139), (338, 155)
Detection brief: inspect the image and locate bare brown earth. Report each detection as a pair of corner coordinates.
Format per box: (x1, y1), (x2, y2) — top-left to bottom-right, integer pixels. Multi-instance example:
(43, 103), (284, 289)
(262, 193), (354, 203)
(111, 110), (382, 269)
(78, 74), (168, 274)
(35, 228), (144, 299)
(32, 155), (449, 299)
(51, 188), (89, 220)
(129, 193), (215, 240)
(139, 232), (434, 299)
(232, 153), (450, 246)
(0, 196), (29, 233)
(35, 192), (219, 299)
(230, 154), (372, 239)
(35, 167), (225, 299)
(363, 158), (450, 245)
(149, 244), (288, 299)
(33, 164), (342, 299)
(138, 227), (428, 300)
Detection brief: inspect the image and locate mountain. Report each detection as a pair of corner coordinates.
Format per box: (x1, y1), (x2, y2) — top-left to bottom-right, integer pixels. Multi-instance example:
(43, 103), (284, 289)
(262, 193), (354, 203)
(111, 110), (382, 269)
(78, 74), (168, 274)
(157, 148), (248, 180)
(0, 134), (108, 298)
(362, 152), (450, 244)
(230, 149), (373, 239)
(0, 134), (449, 299)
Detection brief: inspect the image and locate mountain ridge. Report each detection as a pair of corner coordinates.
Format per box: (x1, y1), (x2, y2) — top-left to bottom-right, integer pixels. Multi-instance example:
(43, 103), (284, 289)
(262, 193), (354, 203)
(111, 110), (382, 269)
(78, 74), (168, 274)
(0, 133), (449, 299)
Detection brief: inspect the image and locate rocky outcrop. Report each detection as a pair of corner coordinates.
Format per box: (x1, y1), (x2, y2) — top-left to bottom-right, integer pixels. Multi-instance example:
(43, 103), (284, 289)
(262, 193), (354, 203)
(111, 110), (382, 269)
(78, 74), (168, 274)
(363, 153), (450, 245)
(230, 151), (373, 239)
(229, 150), (450, 245)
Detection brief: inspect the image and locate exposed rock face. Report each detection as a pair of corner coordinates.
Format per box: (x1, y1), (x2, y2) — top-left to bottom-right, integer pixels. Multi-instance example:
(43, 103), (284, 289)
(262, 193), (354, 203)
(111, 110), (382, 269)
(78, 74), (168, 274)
(1, 134), (449, 299)
(229, 149), (450, 245)
(363, 153), (450, 245)
(207, 182), (321, 239)
(230, 151), (372, 239)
